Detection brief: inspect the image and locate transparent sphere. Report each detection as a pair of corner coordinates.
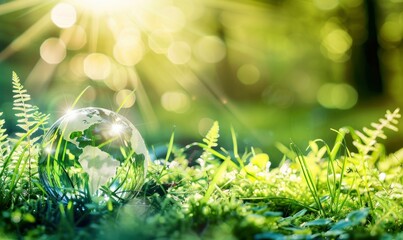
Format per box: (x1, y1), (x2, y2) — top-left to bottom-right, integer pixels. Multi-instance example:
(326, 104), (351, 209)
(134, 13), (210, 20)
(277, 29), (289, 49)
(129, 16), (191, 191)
(39, 107), (148, 206)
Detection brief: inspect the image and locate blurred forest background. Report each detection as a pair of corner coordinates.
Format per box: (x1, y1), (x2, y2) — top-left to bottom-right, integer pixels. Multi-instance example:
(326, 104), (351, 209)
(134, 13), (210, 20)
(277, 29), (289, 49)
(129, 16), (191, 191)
(0, 0), (402, 163)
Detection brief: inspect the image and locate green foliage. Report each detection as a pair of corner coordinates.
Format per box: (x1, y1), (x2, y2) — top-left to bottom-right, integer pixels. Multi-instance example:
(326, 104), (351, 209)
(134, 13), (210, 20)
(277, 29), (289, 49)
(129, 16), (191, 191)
(0, 72), (49, 211)
(352, 108), (401, 159)
(12, 71), (44, 143)
(0, 73), (402, 239)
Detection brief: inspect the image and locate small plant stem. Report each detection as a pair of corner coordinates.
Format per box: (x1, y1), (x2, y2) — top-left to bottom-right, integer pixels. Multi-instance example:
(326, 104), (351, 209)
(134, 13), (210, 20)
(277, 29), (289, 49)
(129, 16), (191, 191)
(326, 128), (348, 214)
(165, 130), (175, 167)
(291, 143), (326, 217)
(231, 126), (244, 168)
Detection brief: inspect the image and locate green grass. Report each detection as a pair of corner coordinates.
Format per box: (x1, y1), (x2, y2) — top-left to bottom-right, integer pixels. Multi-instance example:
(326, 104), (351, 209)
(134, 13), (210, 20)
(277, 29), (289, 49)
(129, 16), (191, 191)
(0, 73), (402, 239)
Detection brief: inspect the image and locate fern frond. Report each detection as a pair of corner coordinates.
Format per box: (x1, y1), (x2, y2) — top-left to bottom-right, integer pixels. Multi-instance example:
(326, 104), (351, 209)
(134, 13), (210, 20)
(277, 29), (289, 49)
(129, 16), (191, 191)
(12, 71), (33, 134)
(353, 108), (401, 158)
(203, 121), (220, 148)
(11, 71), (48, 145)
(5, 72), (49, 207)
(199, 121), (220, 163)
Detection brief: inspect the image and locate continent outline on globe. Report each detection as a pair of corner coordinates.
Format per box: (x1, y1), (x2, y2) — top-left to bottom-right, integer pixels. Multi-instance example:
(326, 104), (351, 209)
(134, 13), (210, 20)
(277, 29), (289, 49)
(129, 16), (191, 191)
(39, 107), (148, 206)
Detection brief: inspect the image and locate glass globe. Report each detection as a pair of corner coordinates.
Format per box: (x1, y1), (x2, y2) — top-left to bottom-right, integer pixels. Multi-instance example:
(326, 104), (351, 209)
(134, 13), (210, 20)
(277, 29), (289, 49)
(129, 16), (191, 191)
(39, 107), (148, 206)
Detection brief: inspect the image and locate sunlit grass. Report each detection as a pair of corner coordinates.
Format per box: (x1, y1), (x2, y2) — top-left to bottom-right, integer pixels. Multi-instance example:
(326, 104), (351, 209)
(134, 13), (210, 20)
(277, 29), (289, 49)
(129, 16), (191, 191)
(0, 73), (402, 239)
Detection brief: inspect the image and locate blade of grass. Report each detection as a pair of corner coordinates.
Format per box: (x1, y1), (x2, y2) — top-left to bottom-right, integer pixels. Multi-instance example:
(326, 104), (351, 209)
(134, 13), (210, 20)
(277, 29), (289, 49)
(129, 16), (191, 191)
(115, 89), (136, 114)
(231, 126), (244, 168)
(165, 128), (175, 167)
(202, 156), (231, 202)
(291, 143), (326, 217)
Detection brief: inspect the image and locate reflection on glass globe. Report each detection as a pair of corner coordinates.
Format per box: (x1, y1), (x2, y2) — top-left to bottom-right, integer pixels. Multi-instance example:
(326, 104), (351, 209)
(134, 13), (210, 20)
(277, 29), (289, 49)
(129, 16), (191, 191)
(39, 107), (148, 206)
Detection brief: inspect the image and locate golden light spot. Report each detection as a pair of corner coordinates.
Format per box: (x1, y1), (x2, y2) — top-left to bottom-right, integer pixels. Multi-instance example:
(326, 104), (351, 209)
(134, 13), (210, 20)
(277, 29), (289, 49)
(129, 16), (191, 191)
(113, 28), (144, 66)
(161, 91), (190, 113)
(380, 21), (402, 43)
(180, 1), (205, 21)
(167, 41), (191, 65)
(321, 29), (352, 62)
(105, 68), (128, 91)
(69, 54), (86, 78)
(40, 38), (66, 64)
(160, 6), (186, 32)
(317, 83), (358, 109)
(237, 64), (260, 85)
(51, 3), (77, 29)
(83, 53), (111, 80)
(195, 36), (226, 63)
(61, 25), (87, 50)
(115, 89), (136, 108)
(148, 30), (173, 54)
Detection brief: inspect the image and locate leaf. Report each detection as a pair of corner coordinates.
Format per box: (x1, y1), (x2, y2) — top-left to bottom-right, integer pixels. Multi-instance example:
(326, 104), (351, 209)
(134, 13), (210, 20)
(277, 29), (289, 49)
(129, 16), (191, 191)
(263, 211), (283, 217)
(202, 121), (219, 148)
(329, 219), (354, 231)
(353, 108), (401, 157)
(250, 153), (270, 170)
(11, 71), (48, 145)
(346, 208), (369, 225)
(255, 232), (285, 240)
(293, 209), (308, 218)
(302, 218), (332, 227)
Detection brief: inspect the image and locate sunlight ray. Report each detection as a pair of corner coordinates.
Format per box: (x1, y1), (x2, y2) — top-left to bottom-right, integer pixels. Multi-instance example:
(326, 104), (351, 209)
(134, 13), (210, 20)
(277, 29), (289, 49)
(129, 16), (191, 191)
(127, 67), (159, 131)
(0, 13), (51, 60)
(89, 14), (100, 52)
(0, 0), (43, 15)
(25, 59), (57, 94)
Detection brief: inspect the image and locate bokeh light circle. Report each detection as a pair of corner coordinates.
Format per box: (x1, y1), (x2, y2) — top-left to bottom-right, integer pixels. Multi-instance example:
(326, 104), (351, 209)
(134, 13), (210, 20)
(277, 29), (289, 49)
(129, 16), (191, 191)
(61, 26), (87, 50)
(167, 41), (191, 65)
(113, 28), (144, 66)
(161, 91), (191, 113)
(84, 53), (112, 80)
(317, 83), (358, 109)
(237, 64), (260, 85)
(195, 36), (226, 63)
(51, 3), (77, 29)
(40, 38), (66, 64)
(115, 89), (136, 108)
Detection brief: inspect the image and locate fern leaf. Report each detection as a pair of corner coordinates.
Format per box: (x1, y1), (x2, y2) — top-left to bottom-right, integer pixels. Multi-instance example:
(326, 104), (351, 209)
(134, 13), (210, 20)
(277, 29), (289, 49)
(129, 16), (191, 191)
(199, 121), (220, 163)
(5, 72), (50, 205)
(202, 121), (220, 148)
(11, 72), (48, 145)
(353, 108), (401, 157)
